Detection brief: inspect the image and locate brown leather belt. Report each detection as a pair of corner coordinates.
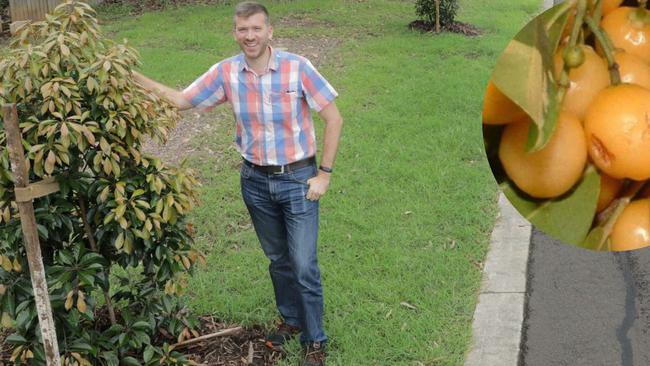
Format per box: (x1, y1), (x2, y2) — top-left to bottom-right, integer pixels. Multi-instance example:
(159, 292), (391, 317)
(243, 156), (315, 174)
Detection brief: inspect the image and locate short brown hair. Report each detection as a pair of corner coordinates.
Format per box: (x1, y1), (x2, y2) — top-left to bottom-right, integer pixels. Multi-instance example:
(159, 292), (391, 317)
(234, 1), (270, 25)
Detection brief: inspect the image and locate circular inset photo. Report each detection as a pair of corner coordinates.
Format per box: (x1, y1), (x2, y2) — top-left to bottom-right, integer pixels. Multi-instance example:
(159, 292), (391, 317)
(483, 0), (650, 251)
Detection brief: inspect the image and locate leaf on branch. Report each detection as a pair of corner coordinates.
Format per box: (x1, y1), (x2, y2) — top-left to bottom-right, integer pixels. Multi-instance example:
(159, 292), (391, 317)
(45, 150), (56, 175)
(492, 4), (569, 152)
(114, 232), (124, 250)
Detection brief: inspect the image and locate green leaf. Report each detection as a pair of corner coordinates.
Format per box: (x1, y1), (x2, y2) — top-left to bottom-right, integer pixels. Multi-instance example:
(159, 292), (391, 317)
(69, 340), (94, 353)
(115, 232), (124, 250)
(120, 356), (141, 366)
(503, 165), (600, 246)
(77, 271), (95, 287)
(58, 250), (74, 265)
(492, 3), (570, 152)
(5, 334), (28, 344)
(79, 252), (107, 267)
(100, 351), (119, 366)
(36, 224), (49, 239)
(103, 212), (115, 225)
(133, 330), (150, 346)
(131, 189), (145, 198)
(143, 346), (155, 363)
(132, 320), (151, 331)
(115, 204), (126, 220)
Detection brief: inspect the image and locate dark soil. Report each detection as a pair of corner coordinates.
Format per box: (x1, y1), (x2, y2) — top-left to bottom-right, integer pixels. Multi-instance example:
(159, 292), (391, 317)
(0, 316), (285, 365)
(409, 19), (482, 37)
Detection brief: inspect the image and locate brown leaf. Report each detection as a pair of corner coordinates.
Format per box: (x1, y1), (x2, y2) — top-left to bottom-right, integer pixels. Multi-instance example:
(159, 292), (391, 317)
(400, 301), (417, 310)
(82, 127), (96, 145)
(45, 151), (56, 174)
(76, 297), (87, 313)
(61, 44), (70, 57)
(64, 291), (74, 311)
(60, 122), (69, 138)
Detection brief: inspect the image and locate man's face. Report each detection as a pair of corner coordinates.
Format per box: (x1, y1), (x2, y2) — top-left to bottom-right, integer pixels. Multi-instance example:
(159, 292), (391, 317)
(233, 13), (273, 61)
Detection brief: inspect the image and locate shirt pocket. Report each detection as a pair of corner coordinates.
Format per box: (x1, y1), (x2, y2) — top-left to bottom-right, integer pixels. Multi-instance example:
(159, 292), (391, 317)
(266, 91), (299, 122)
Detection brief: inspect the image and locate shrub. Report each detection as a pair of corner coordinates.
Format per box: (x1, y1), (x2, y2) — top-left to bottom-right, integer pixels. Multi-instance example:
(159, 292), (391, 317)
(415, 0), (459, 29)
(0, 1), (203, 364)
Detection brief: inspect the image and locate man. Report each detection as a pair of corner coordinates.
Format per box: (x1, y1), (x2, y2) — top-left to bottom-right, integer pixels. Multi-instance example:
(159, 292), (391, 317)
(132, 2), (342, 365)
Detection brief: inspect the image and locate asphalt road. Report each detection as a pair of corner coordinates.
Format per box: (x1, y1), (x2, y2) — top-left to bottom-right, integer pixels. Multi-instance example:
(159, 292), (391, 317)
(520, 228), (650, 366)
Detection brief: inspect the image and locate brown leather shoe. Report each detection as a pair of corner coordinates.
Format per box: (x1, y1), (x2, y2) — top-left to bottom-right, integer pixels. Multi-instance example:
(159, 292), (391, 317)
(302, 342), (326, 366)
(265, 322), (301, 352)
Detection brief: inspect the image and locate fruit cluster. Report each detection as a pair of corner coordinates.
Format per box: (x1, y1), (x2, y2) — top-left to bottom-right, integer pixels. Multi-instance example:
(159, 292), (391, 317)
(483, 0), (650, 251)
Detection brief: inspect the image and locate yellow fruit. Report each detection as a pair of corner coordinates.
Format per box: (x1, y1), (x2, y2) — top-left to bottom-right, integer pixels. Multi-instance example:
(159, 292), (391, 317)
(482, 79), (528, 125)
(599, 7), (650, 63)
(610, 198), (650, 251)
(615, 50), (650, 90)
(584, 84), (650, 180)
(596, 173), (624, 212)
(499, 112), (587, 198)
(554, 45), (610, 121)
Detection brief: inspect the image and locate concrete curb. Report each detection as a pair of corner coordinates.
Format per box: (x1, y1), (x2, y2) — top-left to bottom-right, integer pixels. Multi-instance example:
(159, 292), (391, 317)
(464, 193), (532, 366)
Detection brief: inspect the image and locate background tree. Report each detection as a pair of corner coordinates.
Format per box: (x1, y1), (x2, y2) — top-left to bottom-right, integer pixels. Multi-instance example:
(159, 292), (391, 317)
(0, 1), (203, 364)
(415, 0), (459, 31)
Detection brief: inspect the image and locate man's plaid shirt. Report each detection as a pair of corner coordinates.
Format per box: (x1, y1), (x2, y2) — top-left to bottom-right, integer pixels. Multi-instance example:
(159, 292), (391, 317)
(182, 47), (338, 166)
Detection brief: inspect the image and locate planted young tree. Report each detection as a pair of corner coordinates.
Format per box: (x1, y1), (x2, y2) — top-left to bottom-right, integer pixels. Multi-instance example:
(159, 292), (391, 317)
(0, 1), (204, 364)
(414, 0), (459, 31)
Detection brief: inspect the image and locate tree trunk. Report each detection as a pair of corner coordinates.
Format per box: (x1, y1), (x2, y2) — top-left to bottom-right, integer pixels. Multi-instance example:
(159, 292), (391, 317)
(435, 0), (441, 33)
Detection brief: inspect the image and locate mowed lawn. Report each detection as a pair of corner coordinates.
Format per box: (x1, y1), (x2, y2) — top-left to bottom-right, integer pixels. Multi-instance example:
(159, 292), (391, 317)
(100, 0), (540, 364)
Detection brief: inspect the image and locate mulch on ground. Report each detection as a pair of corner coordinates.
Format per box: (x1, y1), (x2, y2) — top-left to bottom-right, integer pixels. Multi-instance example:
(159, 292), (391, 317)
(408, 19), (483, 36)
(180, 316), (284, 366)
(0, 316), (285, 366)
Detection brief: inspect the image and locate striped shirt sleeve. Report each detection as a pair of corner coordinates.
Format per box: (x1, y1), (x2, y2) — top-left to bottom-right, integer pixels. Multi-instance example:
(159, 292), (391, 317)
(182, 62), (227, 112)
(300, 59), (338, 112)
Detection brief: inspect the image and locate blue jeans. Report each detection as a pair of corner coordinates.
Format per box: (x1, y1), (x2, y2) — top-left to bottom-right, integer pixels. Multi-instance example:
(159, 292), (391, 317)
(240, 161), (327, 345)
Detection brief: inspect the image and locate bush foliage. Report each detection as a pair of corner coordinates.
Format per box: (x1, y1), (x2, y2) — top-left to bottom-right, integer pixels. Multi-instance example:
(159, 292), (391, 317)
(415, 0), (459, 29)
(0, 1), (203, 364)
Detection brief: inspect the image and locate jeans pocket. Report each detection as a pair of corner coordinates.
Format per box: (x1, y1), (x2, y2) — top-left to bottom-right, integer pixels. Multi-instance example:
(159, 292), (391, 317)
(288, 165), (317, 186)
(289, 182), (319, 214)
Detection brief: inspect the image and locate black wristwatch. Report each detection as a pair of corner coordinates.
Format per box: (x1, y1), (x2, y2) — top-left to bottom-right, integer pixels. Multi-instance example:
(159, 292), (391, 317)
(319, 165), (333, 173)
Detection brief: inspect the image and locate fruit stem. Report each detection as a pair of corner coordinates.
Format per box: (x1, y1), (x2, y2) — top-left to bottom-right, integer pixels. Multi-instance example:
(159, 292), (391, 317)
(596, 180), (646, 251)
(556, 0), (588, 105)
(591, 0), (602, 25)
(568, 0), (588, 47)
(584, 15), (621, 85)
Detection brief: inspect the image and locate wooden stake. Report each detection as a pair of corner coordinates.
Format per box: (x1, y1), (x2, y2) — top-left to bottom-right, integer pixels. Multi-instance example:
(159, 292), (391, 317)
(2, 104), (61, 366)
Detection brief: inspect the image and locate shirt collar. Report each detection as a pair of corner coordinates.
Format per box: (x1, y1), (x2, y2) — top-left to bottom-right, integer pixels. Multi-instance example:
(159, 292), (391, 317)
(239, 46), (279, 73)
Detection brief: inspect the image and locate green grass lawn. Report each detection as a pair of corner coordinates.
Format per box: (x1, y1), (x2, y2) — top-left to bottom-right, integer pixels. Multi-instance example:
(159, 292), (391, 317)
(99, 1), (540, 364)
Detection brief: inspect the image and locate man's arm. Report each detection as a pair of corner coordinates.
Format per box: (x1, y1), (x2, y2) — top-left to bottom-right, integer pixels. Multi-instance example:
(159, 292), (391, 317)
(132, 71), (194, 111)
(306, 101), (343, 201)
